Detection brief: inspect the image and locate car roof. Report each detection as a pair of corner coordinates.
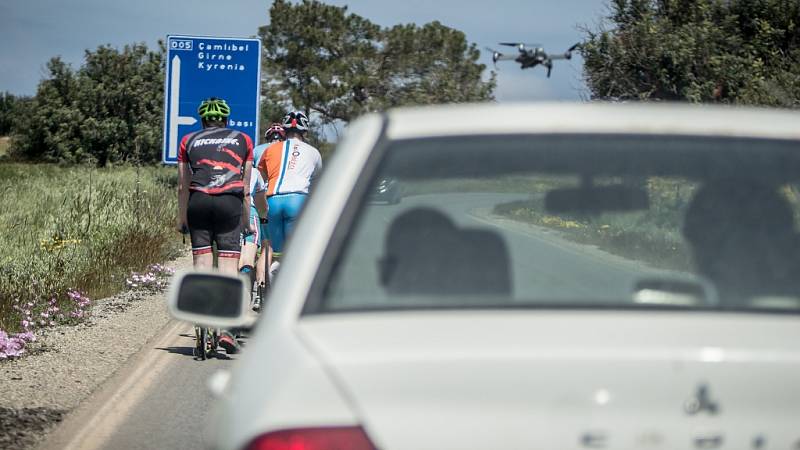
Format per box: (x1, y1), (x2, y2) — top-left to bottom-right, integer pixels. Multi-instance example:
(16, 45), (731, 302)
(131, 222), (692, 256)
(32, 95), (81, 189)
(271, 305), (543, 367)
(385, 102), (800, 141)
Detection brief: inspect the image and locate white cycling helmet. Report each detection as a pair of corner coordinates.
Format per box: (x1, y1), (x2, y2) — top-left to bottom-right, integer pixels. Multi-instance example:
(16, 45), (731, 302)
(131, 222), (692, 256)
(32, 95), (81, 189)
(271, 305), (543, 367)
(282, 111), (310, 133)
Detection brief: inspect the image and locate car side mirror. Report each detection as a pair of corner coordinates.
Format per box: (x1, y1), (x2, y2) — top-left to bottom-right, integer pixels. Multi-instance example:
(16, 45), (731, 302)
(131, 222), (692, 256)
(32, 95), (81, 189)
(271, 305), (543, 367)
(166, 271), (253, 328)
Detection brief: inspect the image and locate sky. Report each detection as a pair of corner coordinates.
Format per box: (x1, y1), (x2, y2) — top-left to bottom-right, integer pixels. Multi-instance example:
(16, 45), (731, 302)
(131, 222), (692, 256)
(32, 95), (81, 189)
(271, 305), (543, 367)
(0, 0), (604, 102)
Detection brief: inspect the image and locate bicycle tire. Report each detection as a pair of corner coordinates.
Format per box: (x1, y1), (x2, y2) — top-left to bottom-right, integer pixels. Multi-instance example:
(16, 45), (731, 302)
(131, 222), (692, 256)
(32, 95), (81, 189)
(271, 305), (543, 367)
(211, 329), (220, 355)
(256, 282), (266, 312)
(194, 326), (207, 361)
(205, 328), (217, 359)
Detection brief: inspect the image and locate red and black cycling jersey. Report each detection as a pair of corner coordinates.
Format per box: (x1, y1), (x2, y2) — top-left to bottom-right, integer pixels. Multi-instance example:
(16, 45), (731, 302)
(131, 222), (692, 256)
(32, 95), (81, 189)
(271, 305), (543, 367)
(178, 127), (254, 195)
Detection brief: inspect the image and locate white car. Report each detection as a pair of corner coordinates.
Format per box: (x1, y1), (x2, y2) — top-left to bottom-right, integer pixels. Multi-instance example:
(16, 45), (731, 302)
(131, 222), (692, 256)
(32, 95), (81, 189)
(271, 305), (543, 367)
(170, 103), (800, 450)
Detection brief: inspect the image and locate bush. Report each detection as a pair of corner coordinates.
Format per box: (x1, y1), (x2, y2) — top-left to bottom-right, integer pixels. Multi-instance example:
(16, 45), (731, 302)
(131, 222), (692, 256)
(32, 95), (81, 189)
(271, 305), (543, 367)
(582, 0), (800, 106)
(11, 43), (165, 165)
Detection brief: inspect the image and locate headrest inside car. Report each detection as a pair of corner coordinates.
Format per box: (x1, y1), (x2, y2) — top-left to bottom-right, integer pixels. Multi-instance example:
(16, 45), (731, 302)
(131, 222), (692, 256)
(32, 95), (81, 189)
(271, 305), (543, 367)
(380, 207), (512, 296)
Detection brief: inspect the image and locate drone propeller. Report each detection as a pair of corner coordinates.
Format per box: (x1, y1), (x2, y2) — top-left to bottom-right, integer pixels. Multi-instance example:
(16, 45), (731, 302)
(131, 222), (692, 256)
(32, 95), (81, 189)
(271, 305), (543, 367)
(567, 42), (582, 53)
(499, 42), (541, 48)
(485, 47), (515, 65)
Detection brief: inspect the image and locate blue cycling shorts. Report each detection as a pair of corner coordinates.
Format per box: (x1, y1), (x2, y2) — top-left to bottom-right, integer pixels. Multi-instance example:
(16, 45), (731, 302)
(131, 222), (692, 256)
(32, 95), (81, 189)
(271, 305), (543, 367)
(267, 193), (307, 253)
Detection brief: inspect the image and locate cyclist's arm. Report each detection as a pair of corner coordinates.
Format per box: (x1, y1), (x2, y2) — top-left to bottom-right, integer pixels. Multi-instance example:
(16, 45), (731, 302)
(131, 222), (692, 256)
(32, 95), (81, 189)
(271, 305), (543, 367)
(177, 135), (192, 230)
(255, 190), (268, 218)
(254, 171), (268, 217)
(177, 162), (191, 230)
(257, 145), (270, 188)
(308, 151), (323, 191)
(241, 135), (255, 232)
(241, 162), (252, 229)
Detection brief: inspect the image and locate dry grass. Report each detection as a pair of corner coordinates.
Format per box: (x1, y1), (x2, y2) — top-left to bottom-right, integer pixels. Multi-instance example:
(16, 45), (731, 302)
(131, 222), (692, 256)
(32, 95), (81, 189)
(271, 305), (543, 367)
(0, 137), (9, 157)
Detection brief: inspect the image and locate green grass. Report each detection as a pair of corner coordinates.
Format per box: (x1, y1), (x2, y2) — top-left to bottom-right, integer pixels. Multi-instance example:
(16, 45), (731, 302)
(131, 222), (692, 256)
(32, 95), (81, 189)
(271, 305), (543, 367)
(0, 163), (183, 332)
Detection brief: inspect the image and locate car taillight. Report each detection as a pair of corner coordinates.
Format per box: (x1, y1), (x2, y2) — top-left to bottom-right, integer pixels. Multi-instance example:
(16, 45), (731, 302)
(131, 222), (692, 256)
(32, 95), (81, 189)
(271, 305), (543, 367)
(244, 426), (377, 450)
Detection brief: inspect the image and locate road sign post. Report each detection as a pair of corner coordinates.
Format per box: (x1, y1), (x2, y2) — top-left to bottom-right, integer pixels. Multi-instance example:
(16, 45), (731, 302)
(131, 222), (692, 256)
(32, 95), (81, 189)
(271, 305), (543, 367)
(162, 35), (261, 164)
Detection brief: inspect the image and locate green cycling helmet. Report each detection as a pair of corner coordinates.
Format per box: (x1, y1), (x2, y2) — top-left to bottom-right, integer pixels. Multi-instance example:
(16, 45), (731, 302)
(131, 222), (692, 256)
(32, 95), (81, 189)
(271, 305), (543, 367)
(197, 97), (231, 120)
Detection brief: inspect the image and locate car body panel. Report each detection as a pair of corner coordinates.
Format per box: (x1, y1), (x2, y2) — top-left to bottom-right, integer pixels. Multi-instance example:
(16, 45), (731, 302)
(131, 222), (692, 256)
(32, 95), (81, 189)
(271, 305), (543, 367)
(209, 326), (362, 450)
(208, 104), (800, 450)
(386, 103), (800, 141)
(299, 311), (800, 449)
(209, 114), (386, 450)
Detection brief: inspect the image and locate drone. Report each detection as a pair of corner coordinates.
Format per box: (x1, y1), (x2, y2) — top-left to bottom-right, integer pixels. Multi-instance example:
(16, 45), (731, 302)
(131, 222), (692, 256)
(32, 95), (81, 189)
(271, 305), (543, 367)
(486, 42), (581, 77)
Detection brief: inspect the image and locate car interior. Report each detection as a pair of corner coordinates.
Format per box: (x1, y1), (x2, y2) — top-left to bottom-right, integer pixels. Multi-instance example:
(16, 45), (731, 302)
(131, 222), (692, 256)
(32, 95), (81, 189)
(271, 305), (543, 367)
(318, 134), (800, 313)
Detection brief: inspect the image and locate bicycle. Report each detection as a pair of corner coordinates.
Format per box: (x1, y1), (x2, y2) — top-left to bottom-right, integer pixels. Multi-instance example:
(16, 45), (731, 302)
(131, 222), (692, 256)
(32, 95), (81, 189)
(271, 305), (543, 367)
(180, 225), (223, 360)
(194, 326), (219, 360)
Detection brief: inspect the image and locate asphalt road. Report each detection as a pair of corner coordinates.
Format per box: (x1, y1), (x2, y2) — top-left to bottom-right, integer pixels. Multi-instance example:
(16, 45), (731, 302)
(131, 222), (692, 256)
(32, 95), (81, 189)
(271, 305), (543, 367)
(39, 321), (236, 450)
(39, 193), (686, 450)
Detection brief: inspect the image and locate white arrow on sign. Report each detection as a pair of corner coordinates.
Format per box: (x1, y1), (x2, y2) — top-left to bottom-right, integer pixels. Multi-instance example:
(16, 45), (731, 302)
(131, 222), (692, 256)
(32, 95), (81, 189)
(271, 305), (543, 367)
(168, 55), (198, 160)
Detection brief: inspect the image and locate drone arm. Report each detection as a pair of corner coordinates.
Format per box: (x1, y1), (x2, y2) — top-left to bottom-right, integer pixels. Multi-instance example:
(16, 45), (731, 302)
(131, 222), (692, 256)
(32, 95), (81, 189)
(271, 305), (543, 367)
(550, 43), (582, 61)
(493, 54), (517, 62)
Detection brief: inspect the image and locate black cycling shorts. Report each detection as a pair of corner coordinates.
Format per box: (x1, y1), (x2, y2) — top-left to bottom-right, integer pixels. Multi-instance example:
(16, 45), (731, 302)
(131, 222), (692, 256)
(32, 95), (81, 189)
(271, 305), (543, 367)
(187, 191), (243, 258)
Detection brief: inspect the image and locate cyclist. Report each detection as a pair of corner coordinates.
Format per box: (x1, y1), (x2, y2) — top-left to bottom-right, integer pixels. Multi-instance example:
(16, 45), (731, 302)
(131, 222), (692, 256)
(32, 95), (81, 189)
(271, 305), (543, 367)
(177, 97), (255, 353)
(238, 169), (266, 277)
(257, 112), (322, 256)
(239, 164), (269, 311)
(252, 124), (286, 302)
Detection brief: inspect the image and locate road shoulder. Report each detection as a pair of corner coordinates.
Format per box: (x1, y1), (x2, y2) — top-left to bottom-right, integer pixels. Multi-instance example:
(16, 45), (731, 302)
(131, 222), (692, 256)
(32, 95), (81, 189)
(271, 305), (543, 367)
(0, 253), (192, 450)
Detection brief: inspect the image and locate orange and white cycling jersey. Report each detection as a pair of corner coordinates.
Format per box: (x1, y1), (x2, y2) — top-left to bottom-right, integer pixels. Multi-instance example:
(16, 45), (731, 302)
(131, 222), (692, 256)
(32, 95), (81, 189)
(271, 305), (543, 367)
(257, 138), (322, 196)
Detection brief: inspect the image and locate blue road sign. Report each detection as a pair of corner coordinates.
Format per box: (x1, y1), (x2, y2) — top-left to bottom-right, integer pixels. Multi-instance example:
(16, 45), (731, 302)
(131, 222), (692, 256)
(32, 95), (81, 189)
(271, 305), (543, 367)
(162, 35), (261, 164)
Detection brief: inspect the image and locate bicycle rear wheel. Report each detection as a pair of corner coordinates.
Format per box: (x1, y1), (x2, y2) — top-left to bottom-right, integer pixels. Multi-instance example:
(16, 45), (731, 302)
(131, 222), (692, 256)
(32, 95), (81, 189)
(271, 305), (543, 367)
(194, 326), (207, 360)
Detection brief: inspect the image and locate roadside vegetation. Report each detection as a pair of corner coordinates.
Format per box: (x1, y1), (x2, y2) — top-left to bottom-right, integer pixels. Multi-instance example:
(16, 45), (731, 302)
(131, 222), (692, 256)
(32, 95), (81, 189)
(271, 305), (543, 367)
(0, 164), (182, 355)
(493, 178), (697, 270)
(402, 176), (571, 197)
(494, 178), (800, 271)
(403, 175), (697, 270)
(582, 0), (800, 107)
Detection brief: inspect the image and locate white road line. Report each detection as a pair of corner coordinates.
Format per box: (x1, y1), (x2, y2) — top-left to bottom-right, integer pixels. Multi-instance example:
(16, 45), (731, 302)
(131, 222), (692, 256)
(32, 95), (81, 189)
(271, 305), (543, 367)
(59, 320), (190, 450)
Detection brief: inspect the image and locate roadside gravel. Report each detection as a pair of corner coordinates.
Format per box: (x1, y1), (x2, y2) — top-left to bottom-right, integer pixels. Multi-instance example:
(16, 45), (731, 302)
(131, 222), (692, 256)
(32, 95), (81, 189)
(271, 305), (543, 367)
(0, 253), (192, 450)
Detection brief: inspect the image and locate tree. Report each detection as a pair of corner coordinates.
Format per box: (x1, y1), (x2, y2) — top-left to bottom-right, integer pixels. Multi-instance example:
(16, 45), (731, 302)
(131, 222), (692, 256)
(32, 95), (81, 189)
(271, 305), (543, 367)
(76, 43), (165, 165)
(0, 92), (26, 136)
(12, 58), (83, 162)
(581, 0), (800, 106)
(259, 0), (495, 128)
(12, 43), (165, 165)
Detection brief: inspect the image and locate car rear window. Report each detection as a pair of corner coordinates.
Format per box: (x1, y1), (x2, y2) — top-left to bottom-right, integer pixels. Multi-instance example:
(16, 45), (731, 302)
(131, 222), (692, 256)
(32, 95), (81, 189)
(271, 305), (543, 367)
(314, 134), (800, 314)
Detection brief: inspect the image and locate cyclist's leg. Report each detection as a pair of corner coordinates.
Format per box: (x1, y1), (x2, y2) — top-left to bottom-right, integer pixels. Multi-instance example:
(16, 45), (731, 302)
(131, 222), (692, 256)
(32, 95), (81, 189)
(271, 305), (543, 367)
(255, 221), (270, 286)
(267, 195), (286, 253)
(214, 194), (244, 275)
(238, 206), (260, 274)
(212, 194), (244, 354)
(255, 244), (267, 286)
(281, 193), (308, 240)
(187, 191), (213, 269)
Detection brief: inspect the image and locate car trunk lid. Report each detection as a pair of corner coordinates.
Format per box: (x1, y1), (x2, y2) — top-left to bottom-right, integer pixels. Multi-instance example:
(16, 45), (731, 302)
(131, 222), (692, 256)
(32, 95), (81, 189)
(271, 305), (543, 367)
(298, 311), (800, 450)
